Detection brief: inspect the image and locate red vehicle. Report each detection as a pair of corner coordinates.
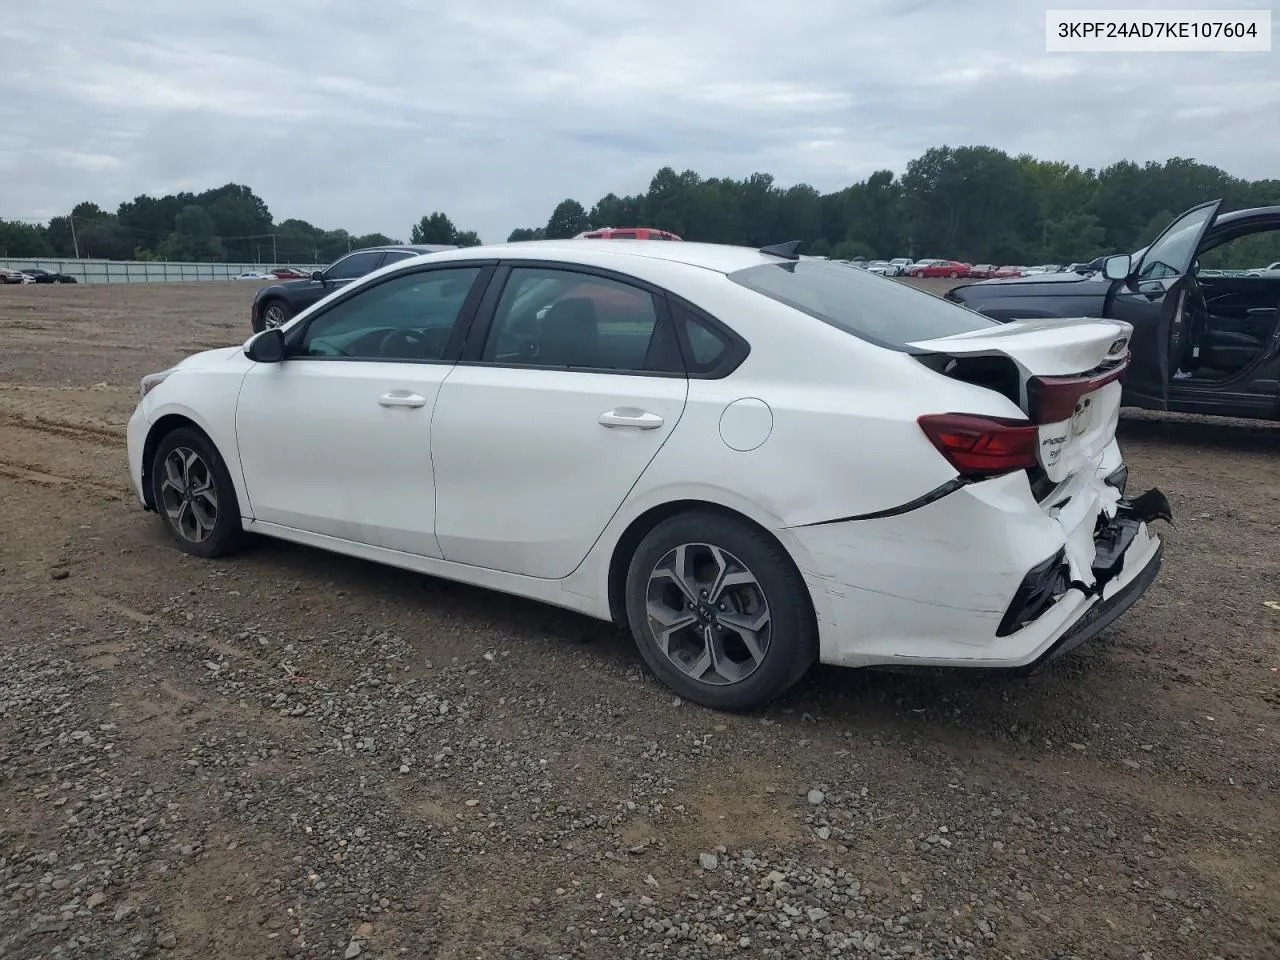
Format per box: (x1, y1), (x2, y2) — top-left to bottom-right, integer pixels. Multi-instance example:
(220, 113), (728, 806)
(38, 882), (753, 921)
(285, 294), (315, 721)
(909, 259), (971, 279)
(574, 226), (683, 241)
(968, 264), (997, 279)
(990, 265), (1025, 278)
(270, 267), (310, 279)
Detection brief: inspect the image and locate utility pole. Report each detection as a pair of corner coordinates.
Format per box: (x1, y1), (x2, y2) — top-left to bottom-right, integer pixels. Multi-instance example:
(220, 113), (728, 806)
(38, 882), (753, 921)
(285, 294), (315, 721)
(70, 216), (80, 259)
(271, 232), (277, 265)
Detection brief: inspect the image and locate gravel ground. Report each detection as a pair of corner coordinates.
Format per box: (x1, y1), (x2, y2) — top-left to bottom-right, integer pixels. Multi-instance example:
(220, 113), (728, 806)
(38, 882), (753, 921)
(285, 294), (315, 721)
(0, 281), (1277, 959)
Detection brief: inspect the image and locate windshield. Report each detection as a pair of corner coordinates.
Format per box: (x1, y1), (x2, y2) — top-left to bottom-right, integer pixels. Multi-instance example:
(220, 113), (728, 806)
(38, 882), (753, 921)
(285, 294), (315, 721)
(728, 258), (998, 350)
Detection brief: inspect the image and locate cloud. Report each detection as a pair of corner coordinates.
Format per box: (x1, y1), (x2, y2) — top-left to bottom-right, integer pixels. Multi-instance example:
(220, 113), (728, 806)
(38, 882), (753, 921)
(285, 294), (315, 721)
(0, 0), (1276, 243)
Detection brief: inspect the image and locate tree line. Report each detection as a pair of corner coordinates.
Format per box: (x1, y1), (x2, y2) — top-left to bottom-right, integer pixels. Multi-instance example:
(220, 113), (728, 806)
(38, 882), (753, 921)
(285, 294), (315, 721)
(2, 146), (1278, 266)
(0, 184), (484, 264)
(515, 148), (1280, 266)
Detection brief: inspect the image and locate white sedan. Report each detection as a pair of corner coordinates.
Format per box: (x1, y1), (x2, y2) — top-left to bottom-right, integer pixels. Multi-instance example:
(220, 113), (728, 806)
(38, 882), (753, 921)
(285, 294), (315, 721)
(127, 240), (1170, 711)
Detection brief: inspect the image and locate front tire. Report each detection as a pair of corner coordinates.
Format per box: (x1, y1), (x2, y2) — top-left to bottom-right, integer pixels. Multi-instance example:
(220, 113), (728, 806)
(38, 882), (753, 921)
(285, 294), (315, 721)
(150, 427), (247, 558)
(623, 511), (818, 712)
(256, 299), (292, 332)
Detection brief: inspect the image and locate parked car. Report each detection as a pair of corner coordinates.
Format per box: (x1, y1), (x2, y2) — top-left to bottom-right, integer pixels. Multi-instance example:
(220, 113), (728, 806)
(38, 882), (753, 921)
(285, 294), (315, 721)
(1245, 261), (1280, 278)
(235, 271), (273, 280)
(0, 267), (28, 284)
(889, 258), (913, 274)
(17, 267), (78, 284)
(250, 244), (457, 331)
(864, 260), (896, 276)
(968, 264), (998, 279)
(270, 268), (310, 280)
(946, 200), (1280, 422)
(574, 227), (683, 240)
(129, 238), (1169, 711)
(990, 266), (1025, 278)
(910, 260), (971, 279)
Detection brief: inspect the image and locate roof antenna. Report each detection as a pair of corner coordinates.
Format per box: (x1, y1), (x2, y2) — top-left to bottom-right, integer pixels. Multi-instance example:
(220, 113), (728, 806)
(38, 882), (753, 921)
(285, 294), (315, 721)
(759, 240), (803, 260)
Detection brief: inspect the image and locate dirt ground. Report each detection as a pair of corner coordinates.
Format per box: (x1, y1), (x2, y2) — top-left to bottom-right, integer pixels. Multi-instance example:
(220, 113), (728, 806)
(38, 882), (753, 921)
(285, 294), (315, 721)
(0, 280), (1277, 960)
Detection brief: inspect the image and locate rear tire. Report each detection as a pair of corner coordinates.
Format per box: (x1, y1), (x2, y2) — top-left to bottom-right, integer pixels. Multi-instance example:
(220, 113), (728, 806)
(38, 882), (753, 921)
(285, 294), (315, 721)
(623, 511), (818, 712)
(150, 427), (247, 559)
(948, 271), (959, 278)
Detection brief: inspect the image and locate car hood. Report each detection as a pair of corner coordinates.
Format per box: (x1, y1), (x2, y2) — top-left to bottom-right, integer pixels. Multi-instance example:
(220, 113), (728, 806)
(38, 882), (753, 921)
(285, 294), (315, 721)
(273, 277), (313, 289)
(254, 277), (313, 298)
(173, 346), (244, 371)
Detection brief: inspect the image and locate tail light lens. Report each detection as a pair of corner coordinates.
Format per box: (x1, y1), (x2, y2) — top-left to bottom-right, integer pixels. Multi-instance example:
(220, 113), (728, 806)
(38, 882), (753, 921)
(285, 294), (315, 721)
(917, 413), (1038, 477)
(1027, 354), (1129, 423)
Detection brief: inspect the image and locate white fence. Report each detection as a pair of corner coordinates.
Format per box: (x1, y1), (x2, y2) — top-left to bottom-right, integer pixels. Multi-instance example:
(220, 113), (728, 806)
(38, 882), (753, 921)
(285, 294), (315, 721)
(0, 257), (326, 284)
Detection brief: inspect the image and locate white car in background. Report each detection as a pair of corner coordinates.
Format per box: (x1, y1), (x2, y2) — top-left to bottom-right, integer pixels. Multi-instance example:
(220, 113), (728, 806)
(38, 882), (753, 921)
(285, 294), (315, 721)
(863, 260), (897, 276)
(1245, 261), (1280, 278)
(127, 239), (1169, 711)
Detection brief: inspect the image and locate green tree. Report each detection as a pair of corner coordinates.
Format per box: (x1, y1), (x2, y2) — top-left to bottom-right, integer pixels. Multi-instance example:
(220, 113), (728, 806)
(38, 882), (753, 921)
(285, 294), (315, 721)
(507, 227), (546, 242)
(410, 212), (458, 245)
(544, 199), (589, 239)
(159, 205), (225, 261)
(0, 220), (52, 258)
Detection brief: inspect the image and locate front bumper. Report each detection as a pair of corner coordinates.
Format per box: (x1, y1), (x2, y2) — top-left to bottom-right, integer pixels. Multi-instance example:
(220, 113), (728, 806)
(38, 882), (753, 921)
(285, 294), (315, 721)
(126, 402), (149, 508)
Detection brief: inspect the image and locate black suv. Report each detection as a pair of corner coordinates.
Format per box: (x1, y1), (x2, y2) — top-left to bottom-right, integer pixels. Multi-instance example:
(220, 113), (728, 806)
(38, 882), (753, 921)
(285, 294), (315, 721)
(250, 244), (455, 332)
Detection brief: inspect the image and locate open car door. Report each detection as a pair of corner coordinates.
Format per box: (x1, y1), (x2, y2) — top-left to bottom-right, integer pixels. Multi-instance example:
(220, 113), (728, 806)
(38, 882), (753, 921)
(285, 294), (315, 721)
(1106, 200), (1222, 409)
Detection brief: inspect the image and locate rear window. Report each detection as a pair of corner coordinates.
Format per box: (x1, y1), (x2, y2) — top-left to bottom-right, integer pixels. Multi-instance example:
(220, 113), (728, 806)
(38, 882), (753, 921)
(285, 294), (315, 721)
(727, 258), (997, 349)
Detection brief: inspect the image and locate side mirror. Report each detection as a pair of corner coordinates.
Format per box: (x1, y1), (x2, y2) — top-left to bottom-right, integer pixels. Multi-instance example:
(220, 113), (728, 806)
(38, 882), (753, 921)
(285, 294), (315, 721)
(1102, 254), (1131, 281)
(311, 270), (325, 282)
(244, 328), (285, 363)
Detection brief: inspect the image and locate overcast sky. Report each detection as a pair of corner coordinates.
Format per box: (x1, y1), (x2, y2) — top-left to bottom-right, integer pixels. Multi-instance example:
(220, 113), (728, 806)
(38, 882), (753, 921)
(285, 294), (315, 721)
(0, 0), (1275, 243)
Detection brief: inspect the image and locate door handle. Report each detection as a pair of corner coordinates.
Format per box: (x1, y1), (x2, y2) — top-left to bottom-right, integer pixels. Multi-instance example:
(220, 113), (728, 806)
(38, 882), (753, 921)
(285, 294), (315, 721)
(599, 408), (663, 429)
(379, 391), (427, 408)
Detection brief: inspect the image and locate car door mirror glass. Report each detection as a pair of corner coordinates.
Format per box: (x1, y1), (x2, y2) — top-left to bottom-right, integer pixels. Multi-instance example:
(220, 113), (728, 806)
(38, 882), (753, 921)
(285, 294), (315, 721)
(1102, 255), (1131, 281)
(245, 328), (285, 363)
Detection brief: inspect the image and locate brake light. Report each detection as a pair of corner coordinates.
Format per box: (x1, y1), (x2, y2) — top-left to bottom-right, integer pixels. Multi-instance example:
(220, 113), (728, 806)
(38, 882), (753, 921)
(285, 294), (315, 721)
(917, 413), (1039, 477)
(1027, 354), (1129, 423)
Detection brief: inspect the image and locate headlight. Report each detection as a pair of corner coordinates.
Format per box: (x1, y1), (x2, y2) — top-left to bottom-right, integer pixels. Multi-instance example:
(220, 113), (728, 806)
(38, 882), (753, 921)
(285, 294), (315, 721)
(140, 369), (174, 400)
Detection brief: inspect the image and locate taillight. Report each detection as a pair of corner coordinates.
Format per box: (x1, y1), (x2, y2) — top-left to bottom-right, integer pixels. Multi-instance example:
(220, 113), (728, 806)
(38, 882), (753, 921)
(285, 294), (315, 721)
(1027, 354), (1129, 423)
(917, 413), (1038, 478)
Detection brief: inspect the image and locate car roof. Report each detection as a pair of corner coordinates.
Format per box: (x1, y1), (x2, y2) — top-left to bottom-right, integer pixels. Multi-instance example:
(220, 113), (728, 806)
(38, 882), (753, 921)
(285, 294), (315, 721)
(404, 239), (795, 274)
(1212, 204), (1280, 225)
(376, 244), (457, 253)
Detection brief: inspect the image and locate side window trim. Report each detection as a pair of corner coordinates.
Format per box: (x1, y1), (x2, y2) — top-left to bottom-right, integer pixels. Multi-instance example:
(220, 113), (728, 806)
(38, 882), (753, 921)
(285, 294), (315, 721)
(456, 260), (685, 378)
(663, 293), (750, 380)
(283, 261), (499, 364)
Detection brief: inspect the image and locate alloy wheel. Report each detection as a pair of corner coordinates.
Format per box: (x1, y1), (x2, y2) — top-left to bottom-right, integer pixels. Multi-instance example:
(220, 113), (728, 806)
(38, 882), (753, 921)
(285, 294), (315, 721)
(263, 303), (287, 328)
(158, 446), (218, 542)
(645, 543), (772, 686)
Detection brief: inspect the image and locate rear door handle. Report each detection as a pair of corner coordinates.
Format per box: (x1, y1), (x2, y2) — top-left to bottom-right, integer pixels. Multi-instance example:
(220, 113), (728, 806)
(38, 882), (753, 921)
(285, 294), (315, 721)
(599, 408), (663, 429)
(379, 391), (427, 408)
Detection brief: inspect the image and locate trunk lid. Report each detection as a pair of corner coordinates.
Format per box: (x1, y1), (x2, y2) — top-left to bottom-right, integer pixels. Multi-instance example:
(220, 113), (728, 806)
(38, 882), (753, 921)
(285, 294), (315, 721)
(908, 317), (1133, 486)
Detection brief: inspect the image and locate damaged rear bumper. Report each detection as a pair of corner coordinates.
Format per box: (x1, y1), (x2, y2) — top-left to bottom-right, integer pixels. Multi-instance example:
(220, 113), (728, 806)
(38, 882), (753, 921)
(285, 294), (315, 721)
(997, 487), (1171, 640)
(1035, 536), (1163, 668)
(788, 469), (1170, 670)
